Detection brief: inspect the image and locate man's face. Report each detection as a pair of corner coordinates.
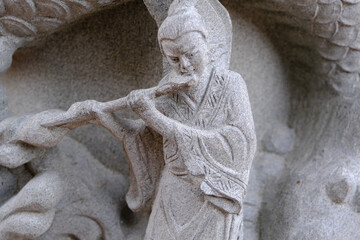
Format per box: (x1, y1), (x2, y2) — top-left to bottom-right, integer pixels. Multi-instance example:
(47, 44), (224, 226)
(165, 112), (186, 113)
(161, 32), (209, 79)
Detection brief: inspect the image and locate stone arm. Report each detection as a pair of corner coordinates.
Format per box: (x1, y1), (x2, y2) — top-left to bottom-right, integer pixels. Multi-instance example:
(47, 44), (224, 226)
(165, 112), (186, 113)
(90, 110), (145, 142)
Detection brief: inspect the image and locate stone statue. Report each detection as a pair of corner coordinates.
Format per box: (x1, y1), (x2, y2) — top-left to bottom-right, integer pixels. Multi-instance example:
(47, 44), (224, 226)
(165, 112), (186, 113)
(2, 0), (360, 239)
(114, 1), (256, 239)
(0, 0), (256, 239)
(49, 0), (256, 238)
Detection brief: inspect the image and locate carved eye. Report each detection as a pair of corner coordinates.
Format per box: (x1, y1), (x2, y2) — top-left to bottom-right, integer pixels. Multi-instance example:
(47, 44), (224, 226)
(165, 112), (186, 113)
(187, 51), (198, 59)
(170, 57), (179, 63)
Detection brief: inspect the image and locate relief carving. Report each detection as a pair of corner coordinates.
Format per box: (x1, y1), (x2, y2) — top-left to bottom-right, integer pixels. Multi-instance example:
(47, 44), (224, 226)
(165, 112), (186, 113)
(0, 0), (256, 239)
(5, 0), (359, 239)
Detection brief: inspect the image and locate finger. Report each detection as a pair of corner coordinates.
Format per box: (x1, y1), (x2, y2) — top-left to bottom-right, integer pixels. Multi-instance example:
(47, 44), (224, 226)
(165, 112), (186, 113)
(128, 91), (140, 108)
(126, 91), (135, 108)
(145, 88), (156, 99)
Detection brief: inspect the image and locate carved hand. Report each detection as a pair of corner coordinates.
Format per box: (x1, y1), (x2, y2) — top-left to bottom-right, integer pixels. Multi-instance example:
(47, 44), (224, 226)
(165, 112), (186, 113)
(66, 100), (103, 125)
(126, 88), (157, 118)
(68, 100), (143, 140)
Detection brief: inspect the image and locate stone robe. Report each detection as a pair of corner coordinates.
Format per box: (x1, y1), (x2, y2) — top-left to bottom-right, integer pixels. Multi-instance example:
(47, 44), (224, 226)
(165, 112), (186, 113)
(123, 68), (256, 240)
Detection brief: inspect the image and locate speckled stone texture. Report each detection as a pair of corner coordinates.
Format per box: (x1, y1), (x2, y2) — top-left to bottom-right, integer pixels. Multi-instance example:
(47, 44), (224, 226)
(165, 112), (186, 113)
(1, 0), (359, 239)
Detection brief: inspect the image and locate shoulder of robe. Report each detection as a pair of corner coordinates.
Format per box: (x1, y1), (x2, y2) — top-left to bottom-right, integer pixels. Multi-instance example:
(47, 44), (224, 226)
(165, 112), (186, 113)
(214, 67), (247, 96)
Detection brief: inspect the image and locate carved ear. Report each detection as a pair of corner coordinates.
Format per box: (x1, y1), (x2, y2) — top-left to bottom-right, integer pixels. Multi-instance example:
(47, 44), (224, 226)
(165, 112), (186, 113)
(209, 42), (229, 64)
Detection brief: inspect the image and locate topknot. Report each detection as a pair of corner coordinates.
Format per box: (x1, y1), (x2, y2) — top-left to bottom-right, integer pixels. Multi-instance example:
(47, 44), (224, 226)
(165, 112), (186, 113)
(158, 0), (207, 46)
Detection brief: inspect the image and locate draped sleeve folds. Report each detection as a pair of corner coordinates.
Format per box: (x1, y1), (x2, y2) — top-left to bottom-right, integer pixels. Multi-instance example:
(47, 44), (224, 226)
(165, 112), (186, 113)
(123, 125), (164, 212)
(123, 68), (256, 214)
(173, 71), (256, 214)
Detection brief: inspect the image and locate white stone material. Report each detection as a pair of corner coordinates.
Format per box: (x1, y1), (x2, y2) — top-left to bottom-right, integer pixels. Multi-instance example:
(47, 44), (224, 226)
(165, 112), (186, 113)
(1, 0), (359, 239)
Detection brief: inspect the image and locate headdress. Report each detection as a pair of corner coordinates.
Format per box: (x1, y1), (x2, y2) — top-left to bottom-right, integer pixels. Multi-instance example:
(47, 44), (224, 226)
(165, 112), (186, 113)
(156, 0), (232, 70)
(158, 0), (207, 43)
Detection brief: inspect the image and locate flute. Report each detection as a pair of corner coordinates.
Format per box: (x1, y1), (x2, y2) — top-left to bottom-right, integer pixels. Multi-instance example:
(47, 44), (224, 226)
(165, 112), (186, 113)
(41, 79), (195, 129)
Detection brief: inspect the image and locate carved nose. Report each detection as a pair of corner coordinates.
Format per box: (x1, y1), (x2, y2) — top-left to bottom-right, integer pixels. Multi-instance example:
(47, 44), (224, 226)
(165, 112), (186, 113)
(180, 57), (191, 72)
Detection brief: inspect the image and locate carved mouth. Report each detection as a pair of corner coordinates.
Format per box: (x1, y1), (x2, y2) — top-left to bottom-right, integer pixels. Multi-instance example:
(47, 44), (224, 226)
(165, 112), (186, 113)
(180, 67), (195, 75)
(181, 72), (192, 76)
(181, 69), (195, 76)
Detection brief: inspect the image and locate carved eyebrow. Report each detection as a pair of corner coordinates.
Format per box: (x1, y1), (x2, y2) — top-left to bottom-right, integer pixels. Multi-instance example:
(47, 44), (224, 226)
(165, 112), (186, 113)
(182, 46), (196, 54)
(162, 47), (175, 56)
(161, 41), (176, 54)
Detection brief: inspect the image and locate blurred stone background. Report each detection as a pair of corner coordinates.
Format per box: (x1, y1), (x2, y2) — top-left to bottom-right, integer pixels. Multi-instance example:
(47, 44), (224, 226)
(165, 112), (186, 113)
(2, 0), (359, 239)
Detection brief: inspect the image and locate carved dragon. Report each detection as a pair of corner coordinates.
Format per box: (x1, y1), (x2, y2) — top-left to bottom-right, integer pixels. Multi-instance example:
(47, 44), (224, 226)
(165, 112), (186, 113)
(1, 0), (360, 239)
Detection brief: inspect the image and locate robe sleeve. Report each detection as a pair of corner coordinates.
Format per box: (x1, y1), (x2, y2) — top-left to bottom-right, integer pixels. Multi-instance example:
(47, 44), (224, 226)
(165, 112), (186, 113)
(123, 124), (164, 212)
(173, 73), (256, 214)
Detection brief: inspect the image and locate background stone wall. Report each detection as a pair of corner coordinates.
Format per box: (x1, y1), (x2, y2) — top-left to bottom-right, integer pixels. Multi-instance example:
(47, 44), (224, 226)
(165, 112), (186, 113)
(3, 0), (357, 239)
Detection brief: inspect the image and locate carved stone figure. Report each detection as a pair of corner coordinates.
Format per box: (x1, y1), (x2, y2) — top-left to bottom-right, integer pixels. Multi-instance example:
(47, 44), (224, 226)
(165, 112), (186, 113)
(121, 2), (256, 238)
(3, 0), (360, 239)
(58, 0), (256, 238)
(0, 0), (256, 239)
